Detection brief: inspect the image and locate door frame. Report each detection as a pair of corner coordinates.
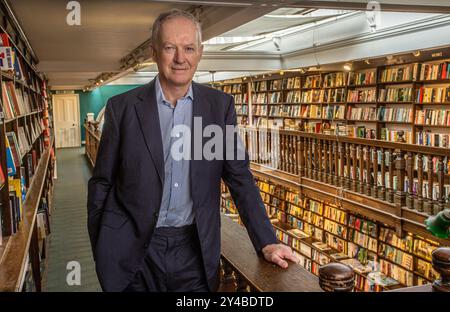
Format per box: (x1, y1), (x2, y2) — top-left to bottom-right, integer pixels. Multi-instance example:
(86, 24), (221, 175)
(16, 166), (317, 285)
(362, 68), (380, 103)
(52, 93), (81, 148)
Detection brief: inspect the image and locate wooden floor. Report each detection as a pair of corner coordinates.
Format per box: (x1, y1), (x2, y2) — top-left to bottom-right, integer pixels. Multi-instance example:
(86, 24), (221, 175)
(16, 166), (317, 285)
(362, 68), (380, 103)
(44, 147), (101, 292)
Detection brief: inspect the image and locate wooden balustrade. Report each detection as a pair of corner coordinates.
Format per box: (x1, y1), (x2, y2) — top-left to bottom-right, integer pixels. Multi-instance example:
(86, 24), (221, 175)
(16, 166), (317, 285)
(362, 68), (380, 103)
(84, 122), (101, 167)
(239, 127), (450, 216)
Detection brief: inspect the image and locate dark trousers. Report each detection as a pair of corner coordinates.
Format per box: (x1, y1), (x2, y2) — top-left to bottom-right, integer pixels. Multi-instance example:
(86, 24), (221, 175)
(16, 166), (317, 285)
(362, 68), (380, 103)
(123, 224), (209, 292)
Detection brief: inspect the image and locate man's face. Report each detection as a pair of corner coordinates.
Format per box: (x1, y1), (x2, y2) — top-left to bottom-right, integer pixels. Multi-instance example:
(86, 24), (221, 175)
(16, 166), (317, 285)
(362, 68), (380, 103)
(153, 17), (203, 87)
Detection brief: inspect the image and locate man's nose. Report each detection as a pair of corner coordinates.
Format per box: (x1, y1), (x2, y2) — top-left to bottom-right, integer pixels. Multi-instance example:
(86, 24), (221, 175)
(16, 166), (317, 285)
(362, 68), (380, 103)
(174, 47), (186, 64)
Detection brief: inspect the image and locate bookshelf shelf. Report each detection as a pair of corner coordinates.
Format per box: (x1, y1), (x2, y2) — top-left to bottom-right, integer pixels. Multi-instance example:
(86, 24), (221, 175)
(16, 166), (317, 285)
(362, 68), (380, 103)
(348, 84), (378, 88)
(347, 102), (378, 104)
(415, 102), (450, 105)
(418, 79), (450, 84)
(415, 124), (450, 128)
(377, 80), (415, 85)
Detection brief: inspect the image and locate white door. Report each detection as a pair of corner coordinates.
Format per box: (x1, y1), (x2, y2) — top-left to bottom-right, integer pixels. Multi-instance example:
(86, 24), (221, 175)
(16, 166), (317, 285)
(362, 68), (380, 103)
(53, 94), (81, 148)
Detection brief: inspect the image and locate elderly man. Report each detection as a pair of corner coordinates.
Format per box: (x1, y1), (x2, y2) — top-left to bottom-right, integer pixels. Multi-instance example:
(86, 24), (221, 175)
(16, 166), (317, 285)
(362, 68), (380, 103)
(87, 9), (297, 292)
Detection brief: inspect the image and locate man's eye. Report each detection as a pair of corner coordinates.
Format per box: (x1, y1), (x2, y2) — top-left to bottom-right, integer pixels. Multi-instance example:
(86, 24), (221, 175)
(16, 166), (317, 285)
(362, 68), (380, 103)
(186, 47), (195, 52)
(165, 46), (175, 51)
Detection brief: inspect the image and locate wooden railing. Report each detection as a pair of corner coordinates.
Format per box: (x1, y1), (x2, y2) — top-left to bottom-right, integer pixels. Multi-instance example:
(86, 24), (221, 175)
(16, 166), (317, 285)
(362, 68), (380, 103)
(84, 122), (101, 167)
(239, 126), (450, 244)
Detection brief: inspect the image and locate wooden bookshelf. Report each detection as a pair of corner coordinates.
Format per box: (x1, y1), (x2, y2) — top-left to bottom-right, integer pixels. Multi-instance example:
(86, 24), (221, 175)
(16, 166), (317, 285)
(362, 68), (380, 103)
(216, 51), (450, 148)
(0, 11), (55, 292)
(221, 175), (444, 291)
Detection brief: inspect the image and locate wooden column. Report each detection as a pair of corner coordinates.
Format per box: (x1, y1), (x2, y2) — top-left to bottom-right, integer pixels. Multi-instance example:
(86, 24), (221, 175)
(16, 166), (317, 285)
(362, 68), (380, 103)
(334, 141), (339, 187)
(394, 151), (406, 209)
(415, 153), (424, 212)
(424, 155), (434, 215)
(437, 156), (445, 215)
(324, 140), (330, 184)
(372, 147), (378, 199)
(406, 152), (414, 209)
(359, 146), (364, 194)
(380, 148), (386, 201)
(345, 143), (351, 190)
(388, 150), (394, 203)
(339, 142), (345, 188)
(351, 144), (357, 192)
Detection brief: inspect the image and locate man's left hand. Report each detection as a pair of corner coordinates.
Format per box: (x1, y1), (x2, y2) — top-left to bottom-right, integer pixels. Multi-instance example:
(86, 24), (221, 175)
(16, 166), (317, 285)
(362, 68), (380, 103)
(261, 243), (300, 269)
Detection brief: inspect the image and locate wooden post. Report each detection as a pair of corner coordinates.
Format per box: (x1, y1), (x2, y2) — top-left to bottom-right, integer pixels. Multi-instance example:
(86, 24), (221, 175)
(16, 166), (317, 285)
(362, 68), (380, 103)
(372, 147), (378, 199)
(437, 156), (445, 215)
(416, 153), (424, 212)
(345, 143), (351, 190)
(431, 247), (450, 292)
(406, 152), (414, 209)
(319, 263), (355, 292)
(394, 150), (406, 209)
(424, 155), (434, 215)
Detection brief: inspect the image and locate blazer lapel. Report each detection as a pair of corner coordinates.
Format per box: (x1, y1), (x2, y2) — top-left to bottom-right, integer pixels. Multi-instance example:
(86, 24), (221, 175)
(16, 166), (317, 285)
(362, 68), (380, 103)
(134, 80), (164, 186)
(190, 82), (212, 184)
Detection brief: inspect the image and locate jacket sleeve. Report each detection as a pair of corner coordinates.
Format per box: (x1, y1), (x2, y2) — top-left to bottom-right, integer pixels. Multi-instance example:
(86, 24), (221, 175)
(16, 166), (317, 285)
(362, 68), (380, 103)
(87, 99), (120, 256)
(221, 95), (278, 252)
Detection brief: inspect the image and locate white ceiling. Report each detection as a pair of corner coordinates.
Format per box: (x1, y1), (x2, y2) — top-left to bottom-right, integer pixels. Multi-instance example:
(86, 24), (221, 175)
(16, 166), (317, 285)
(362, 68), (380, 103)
(8, 0), (450, 90)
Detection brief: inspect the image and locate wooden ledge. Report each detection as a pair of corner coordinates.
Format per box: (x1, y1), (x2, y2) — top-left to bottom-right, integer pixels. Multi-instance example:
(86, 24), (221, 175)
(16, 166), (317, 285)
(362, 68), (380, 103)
(0, 136), (54, 291)
(220, 214), (322, 292)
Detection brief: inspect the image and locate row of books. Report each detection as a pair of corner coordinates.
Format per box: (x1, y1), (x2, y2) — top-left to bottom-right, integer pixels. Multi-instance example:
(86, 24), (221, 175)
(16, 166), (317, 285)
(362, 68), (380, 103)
(0, 33), (42, 93)
(416, 131), (450, 148)
(419, 61), (450, 81)
(233, 93), (249, 104)
(285, 90), (301, 103)
(1, 81), (41, 119)
(348, 70), (377, 86)
(378, 107), (413, 122)
(378, 63), (420, 83)
(378, 87), (413, 102)
(347, 89), (377, 103)
(405, 178), (450, 201)
(285, 77), (301, 89)
(304, 75), (321, 88)
(235, 104), (248, 115)
(222, 84), (242, 93)
(416, 86), (450, 103)
(251, 104), (268, 115)
(415, 109), (450, 126)
(323, 72), (348, 88)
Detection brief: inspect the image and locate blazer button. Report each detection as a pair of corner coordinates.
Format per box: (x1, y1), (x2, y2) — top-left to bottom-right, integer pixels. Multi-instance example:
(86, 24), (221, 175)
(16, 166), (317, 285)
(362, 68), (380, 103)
(154, 212), (159, 218)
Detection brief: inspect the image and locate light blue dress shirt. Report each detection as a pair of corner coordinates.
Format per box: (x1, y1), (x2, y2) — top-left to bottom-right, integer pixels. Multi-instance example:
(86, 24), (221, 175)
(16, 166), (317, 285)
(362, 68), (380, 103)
(155, 76), (194, 227)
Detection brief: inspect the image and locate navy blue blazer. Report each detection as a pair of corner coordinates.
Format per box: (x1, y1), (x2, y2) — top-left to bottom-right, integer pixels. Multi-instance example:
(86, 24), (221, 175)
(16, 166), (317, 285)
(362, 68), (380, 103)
(87, 79), (278, 292)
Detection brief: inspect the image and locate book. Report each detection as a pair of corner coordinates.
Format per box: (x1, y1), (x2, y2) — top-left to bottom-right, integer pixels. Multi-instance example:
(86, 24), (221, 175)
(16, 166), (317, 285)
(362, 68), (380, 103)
(312, 241), (331, 251)
(329, 252), (349, 260)
(340, 258), (373, 274)
(367, 272), (399, 287)
(0, 46), (13, 70)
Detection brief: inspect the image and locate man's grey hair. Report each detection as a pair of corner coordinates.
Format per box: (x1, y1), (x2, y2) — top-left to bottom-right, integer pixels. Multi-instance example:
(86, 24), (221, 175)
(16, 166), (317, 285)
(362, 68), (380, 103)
(151, 9), (202, 48)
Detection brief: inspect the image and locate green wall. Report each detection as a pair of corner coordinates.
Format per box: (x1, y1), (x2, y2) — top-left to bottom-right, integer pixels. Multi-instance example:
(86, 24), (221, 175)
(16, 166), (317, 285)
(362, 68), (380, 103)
(78, 85), (142, 142)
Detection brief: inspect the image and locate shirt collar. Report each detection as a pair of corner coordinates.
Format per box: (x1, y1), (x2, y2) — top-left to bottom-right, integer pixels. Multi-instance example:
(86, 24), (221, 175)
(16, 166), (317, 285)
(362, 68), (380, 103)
(155, 75), (193, 107)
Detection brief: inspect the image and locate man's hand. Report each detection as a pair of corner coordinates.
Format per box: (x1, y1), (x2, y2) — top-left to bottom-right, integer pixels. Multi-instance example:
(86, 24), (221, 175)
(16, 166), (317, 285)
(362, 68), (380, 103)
(261, 243), (299, 269)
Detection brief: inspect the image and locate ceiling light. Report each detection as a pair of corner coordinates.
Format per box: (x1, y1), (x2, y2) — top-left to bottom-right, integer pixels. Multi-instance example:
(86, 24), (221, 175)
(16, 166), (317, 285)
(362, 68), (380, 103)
(413, 51), (421, 57)
(279, 71), (284, 76)
(364, 59), (371, 65)
(99, 79), (104, 83)
(343, 63), (352, 71)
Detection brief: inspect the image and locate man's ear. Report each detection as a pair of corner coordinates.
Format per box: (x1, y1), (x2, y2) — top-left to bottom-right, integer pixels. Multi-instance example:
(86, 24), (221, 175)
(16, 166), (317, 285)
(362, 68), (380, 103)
(150, 43), (157, 60)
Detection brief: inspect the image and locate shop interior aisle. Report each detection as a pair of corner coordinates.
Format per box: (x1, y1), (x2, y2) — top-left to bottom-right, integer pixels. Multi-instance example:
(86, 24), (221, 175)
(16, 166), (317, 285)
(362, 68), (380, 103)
(45, 148), (100, 292)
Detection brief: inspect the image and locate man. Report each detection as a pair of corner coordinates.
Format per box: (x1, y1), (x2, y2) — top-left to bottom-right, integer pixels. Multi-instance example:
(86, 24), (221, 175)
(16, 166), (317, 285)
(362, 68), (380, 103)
(87, 9), (297, 292)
